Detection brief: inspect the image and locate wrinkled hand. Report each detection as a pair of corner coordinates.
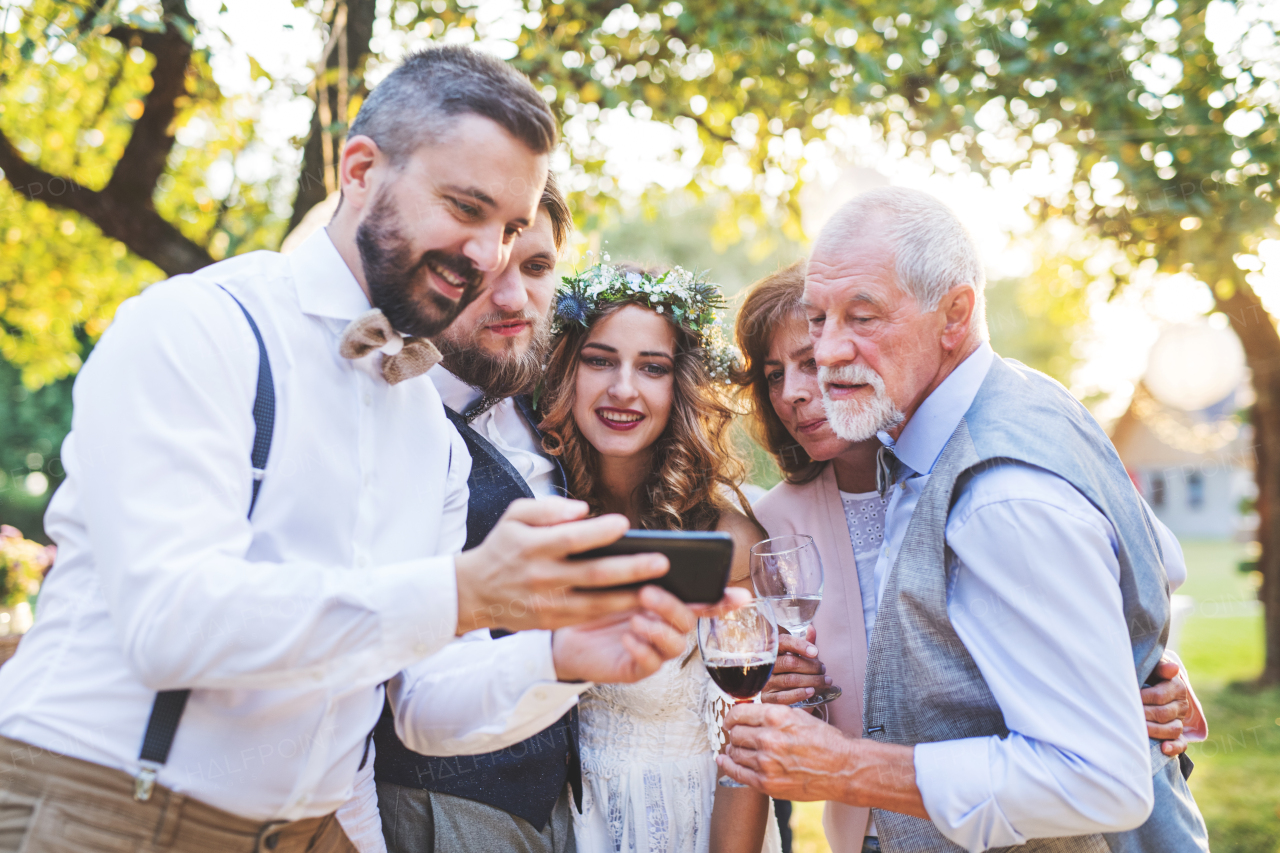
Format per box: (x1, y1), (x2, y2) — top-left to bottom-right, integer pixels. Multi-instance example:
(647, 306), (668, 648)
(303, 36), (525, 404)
(1142, 656), (1195, 756)
(761, 626), (834, 706)
(717, 703), (927, 819)
(717, 703), (851, 801)
(454, 497), (668, 634)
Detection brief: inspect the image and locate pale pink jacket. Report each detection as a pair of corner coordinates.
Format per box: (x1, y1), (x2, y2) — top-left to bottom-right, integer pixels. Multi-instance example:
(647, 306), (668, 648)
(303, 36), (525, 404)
(754, 464), (871, 849)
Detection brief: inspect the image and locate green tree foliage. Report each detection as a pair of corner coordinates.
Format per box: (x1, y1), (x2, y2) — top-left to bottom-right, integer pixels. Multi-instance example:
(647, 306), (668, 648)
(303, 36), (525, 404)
(410, 0), (1280, 682)
(0, 356), (73, 543)
(3, 0), (1279, 679)
(0, 0), (296, 385)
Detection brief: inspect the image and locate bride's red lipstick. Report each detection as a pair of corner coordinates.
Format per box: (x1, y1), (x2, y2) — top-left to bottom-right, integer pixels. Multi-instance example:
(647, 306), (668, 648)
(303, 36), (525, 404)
(596, 407), (645, 431)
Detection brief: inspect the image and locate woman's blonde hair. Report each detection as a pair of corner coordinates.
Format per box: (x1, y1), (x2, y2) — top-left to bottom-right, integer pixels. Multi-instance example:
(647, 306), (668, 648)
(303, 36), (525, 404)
(734, 260), (827, 485)
(538, 289), (751, 532)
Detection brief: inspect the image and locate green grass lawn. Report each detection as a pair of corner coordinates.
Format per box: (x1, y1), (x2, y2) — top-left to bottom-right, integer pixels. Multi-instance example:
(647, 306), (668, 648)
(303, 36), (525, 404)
(1177, 539), (1279, 853)
(791, 538), (1280, 853)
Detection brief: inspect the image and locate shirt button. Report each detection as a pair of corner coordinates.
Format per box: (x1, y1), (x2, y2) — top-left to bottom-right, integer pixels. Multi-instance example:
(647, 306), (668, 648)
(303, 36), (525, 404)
(363, 392), (372, 406)
(415, 643), (429, 655)
(356, 554), (370, 569)
(363, 473), (373, 487)
(534, 689), (547, 702)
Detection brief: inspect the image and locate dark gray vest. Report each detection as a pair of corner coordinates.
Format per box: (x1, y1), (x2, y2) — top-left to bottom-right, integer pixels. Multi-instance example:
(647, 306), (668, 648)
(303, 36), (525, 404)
(864, 356), (1206, 852)
(373, 396), (580, 832)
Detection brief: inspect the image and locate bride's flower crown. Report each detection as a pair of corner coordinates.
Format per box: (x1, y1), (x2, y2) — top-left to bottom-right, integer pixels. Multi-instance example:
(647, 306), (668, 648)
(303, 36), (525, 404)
(552, 261), (741, 382)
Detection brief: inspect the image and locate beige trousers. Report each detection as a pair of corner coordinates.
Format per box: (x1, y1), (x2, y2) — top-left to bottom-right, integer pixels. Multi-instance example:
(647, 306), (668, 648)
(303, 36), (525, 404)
(0, 734), (356, 853)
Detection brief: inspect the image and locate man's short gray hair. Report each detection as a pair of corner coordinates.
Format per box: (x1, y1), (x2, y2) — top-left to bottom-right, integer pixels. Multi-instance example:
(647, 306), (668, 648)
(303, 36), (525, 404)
(815, 187), (988, 338)
(349, 45), (557, 164)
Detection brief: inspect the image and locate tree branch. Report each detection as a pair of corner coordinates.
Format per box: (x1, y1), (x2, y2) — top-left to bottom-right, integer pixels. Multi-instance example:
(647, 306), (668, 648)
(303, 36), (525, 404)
(76, 0), (115, 37)
(287, 0), (377, 234)
(104, 22), (192, 207)
(0, 128), (213, 274)
(692, 113), (733, 143)
(0, 0), (214, 274)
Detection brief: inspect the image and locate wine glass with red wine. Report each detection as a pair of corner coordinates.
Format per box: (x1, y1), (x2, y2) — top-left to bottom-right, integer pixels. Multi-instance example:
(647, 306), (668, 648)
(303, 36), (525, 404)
(698, 599), (779, 788)
(749, 534), (841, 708)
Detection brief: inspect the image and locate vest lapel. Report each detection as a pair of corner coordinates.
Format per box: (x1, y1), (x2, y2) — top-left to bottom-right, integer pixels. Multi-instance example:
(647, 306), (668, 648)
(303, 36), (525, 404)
(443, 406), (535, 500)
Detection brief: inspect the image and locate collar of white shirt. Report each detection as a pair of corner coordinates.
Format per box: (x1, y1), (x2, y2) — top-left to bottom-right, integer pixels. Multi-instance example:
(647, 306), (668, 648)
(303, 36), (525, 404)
(431, 364), (485, 414)
(883, 342), (995, 478)
(291, 228), (371, 323)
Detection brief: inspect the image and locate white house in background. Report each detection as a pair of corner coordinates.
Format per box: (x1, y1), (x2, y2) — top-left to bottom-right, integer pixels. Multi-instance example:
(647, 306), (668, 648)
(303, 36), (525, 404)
(1111, 381), (1256, 540)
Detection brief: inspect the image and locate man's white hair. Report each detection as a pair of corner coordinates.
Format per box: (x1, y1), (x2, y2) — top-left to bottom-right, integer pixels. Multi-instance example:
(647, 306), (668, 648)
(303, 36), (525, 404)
(813, 187), (988, 339)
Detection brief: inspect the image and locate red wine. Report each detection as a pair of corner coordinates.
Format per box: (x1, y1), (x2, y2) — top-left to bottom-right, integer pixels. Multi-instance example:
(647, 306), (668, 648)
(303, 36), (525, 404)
(707, 658), (776, 700)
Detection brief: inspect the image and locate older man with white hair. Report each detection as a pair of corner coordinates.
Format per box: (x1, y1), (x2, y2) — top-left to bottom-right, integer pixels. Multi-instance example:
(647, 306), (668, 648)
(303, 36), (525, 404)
(720, 187), (1209, 853)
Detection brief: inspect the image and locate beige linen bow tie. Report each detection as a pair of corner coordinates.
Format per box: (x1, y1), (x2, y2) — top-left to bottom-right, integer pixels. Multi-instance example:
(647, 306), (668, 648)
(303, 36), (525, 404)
(338, 309), (442, 385)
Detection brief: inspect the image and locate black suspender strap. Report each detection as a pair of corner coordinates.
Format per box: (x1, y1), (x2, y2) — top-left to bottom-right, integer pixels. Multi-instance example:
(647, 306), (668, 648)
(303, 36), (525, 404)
(134, 287), (275, 801)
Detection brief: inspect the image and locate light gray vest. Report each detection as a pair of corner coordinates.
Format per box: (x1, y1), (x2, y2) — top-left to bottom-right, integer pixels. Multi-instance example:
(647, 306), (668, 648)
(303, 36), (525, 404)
(863, 356), (1207, 853)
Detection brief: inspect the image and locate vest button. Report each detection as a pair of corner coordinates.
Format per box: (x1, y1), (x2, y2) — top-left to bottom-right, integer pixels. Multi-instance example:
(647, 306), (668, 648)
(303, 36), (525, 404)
(264, 833), (279, 850)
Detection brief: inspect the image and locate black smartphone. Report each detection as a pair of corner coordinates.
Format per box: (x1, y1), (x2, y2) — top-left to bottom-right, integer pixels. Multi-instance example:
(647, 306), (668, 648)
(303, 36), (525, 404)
(570, 530), (734, 603)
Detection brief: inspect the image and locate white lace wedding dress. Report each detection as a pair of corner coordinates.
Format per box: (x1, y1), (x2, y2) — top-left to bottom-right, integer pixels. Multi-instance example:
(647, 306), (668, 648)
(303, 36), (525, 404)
(573, 637), (782, 853)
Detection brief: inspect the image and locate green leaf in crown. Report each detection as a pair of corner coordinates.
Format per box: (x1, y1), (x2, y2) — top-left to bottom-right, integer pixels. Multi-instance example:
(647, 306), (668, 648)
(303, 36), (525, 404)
(552, 262), (741, 383)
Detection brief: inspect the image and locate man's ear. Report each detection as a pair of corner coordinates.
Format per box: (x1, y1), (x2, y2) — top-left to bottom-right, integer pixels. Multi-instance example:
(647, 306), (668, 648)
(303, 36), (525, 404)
(938, 284), (977, 351)
(337, 135), (381, 213)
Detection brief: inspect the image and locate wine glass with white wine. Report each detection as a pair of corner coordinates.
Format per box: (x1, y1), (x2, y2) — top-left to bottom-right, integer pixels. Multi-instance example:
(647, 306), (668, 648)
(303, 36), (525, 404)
(749, 534), (841, 708)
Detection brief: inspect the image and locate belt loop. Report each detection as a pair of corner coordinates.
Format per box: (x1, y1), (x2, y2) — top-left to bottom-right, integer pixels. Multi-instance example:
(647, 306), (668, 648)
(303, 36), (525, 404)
(254, 820), (289, 853)
(152, 788), (185, 847)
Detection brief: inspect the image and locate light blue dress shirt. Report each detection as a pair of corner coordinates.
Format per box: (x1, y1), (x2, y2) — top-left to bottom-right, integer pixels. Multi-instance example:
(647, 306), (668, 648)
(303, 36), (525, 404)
(871, 343), (1184, 852)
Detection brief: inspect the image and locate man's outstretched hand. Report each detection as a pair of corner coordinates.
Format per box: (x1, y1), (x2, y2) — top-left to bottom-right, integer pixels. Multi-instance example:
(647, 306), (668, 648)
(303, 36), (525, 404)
(454, 497), (669, 634)
(552, 585), (751, 684)
(455, 496), (750, 638)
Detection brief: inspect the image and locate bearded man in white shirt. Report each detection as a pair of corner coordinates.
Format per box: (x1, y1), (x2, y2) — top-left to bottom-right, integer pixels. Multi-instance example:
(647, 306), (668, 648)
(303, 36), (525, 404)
(0, 46), (731, 853)
(370, 174), (588, 853)
(719, 187), (1209, 853)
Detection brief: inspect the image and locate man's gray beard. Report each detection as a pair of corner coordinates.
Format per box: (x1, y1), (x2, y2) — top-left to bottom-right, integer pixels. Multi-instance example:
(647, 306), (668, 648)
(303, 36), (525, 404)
(434, 311), (552, 400)
(819, 363), (905, 442)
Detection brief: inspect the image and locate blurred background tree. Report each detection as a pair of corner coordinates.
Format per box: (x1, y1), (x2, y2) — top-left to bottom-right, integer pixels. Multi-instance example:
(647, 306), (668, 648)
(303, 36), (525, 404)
(3, 0), (1278, 845)
(1, 0), (1277, 680)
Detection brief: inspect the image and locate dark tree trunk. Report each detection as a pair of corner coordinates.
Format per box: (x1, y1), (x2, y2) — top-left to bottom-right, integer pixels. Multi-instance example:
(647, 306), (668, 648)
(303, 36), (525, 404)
(0, 1), (216, 275)
(1214, 273), (1280, 686)
(286, 0), (378, 235)
(1, 0), (378, 274)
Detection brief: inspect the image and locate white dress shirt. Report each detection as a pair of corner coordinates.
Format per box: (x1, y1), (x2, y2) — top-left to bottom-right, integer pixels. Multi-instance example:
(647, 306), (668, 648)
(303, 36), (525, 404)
(333, 338), (588, 853)
(871, 343), (1174, 852)
(430, 366), (560, 498)
(0, 230), (572, 822)
(401, 367), (588, 742)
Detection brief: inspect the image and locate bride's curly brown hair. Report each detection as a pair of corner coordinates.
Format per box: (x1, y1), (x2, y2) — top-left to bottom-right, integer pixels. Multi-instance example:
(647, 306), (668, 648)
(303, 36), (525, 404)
(537, 282), (752, 532)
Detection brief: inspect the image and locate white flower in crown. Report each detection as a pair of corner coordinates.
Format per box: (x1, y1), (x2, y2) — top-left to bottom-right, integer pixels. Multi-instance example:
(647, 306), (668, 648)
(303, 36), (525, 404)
(553, 262), (742, 380)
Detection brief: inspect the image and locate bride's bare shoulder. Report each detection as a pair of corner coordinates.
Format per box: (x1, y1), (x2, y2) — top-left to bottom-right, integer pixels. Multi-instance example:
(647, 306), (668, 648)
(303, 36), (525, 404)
(716, 505), (766, 546)
(716, 506), (766, 585)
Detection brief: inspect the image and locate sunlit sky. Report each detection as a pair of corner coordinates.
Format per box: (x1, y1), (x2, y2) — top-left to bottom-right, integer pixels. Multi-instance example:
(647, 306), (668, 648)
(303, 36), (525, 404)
(142, 0), (1280, 418)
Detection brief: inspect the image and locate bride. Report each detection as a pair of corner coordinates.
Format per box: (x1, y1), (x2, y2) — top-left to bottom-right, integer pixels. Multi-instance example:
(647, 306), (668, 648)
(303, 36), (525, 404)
(537, 263), (779, 853)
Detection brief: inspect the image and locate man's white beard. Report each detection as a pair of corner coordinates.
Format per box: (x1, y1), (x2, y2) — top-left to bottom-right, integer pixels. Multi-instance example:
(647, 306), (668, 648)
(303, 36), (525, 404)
(819, 363), (905, 442)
